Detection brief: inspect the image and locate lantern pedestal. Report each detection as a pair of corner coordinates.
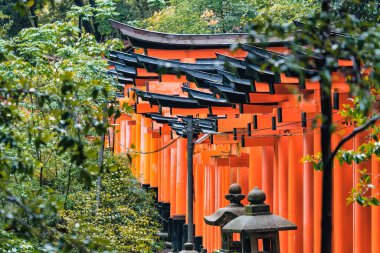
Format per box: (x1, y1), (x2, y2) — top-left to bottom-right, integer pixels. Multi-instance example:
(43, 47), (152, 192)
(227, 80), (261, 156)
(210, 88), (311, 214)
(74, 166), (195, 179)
(223, 187), (297, 253)
(204, 183), (246, 252)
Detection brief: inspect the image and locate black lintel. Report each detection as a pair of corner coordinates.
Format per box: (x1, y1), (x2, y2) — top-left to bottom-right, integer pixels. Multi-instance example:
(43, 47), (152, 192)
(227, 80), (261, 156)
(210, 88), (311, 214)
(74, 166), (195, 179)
(182, 69), (223, 89)
(115, 65), (137, 77)
(182, 87), (232, 107)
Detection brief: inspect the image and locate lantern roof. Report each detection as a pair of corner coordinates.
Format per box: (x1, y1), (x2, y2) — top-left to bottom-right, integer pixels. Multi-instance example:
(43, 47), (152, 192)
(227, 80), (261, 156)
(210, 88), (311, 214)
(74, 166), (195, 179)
(223, 187), (297, 233)
(204, 183), (245, 227)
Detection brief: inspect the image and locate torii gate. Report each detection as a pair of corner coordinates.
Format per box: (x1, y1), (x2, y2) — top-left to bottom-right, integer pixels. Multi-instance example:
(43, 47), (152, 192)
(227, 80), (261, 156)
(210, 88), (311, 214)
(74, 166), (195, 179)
(108, 20), (379, 253)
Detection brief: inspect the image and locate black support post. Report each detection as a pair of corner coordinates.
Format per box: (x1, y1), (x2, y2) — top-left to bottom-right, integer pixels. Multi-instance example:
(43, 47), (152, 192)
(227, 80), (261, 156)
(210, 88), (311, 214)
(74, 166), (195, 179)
(187, 115), (194, 245)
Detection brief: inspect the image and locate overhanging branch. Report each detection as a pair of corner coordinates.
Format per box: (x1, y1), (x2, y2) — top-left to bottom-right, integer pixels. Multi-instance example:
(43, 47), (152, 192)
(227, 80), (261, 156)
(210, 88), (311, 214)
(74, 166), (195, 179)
(329, 114), (380, 164)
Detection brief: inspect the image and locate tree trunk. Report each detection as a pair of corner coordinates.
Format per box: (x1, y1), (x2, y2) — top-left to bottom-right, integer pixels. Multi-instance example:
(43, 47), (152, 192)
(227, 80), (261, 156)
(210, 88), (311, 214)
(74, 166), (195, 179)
(89, 0), (102, 41)
(96, 102), (108, 213)
(73, 0), (98, 38)
(320, 1), (332, 253)
(29, 5), (38, 28)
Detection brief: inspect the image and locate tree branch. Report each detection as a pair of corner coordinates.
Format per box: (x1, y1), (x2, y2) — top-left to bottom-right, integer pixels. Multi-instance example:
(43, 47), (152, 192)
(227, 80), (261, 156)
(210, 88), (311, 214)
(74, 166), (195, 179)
(329, 114), (380, 164)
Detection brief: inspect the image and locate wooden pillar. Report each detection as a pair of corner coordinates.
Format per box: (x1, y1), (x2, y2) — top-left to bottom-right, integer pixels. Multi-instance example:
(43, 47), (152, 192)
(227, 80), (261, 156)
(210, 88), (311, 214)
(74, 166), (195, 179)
(176, 138), (187, 215)
(194, 160), (204, 236)
(249, 147), (263, 190)
(288, 134), (303, 253)
(313, 130), (322, 253)
(150, 137), (158, 187)
(114, 118), (121, 154)
(209, 164), (216, 252)
(143, 132), (151, 185)
(238, 166), (249, 206)
(333, 128), (354, 253)
(131, 123), (138, 177)
(273, 141), (279, 214)
(126, 124), (132, 149)
(354, 132), (372, 253)
(262, 146), (274, 209)
(204, 165), (211, 251)
(139, 118), (146, 182)
(371, 154), (380, 253)
(170, 147), (177, 215)
(134, 115), (141, 179)
(278, 135), (289, 252)
(160, 136), (166, 202)
(157, 137), (162, 202)
(162, 134), (171, 202)
(303, 131), (314, 253)
(120, 120), (126, 153)
(215, 163), (222, 250)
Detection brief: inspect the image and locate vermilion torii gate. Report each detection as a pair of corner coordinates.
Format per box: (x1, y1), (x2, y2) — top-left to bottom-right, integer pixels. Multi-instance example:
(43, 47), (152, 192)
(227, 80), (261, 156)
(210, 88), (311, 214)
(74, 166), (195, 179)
(108, 20), (379, 253)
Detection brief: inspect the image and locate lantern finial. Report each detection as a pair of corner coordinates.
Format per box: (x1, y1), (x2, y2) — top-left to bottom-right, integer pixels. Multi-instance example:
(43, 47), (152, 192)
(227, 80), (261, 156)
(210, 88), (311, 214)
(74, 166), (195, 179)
(225, 183), (245, 206)
(248, 186), (266, 204)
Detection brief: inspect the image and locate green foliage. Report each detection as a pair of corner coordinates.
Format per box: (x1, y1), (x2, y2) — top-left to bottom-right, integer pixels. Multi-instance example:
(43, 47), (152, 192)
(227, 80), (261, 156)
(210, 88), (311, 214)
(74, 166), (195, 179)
(0, 13), (160, 251)
(331, 0), (380, 23)
(347, 169), (380, 207)
(301, 152), (323, 171)
(0, 230), (38, 252)
(0, 11), (12, 37)
(140, 2), (210, 34)
(63, 153), (161, 252)
(140, 0), (320, 34)
(252, 0), (320, 25)
(140, 0), (257, 34)
(336, 141), (380, 165)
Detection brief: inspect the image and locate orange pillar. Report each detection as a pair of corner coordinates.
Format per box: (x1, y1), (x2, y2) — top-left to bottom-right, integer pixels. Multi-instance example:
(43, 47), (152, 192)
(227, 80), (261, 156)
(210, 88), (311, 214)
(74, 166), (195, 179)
(238, 166), (249, 206)
(126, 124), (132, 149)
(162, 134), (171, 202)
(354, 132), (372, 253)
(313, 130), (322, 253)
(371, 154), (380, 253)
(333, 128), (354, 253)
(150, 137), (158, 187)
(215, 163), (222, 250)
(209, 164), (216, 252)
(194, 160), (204, 236)
(139, 118), (146, 182)
(114, 118), (121, 154)
(170, 146), (177, 215)
(278, 135), (289, 252)
(157, 137), (162, 202)
(248, 147), (262, 190)
(273, 141), (279, 214)
(143, 132), (151, 185)
(131, 123), (138, 177)
(303, 131), (314, 253)
(134, 115), (141, 178)
(262, 146), (274, 208)
(203, 164), (210, 250)
(176, 138), (186, 215)
(288, 134), (303, 253)
(120, 119), (126, 153)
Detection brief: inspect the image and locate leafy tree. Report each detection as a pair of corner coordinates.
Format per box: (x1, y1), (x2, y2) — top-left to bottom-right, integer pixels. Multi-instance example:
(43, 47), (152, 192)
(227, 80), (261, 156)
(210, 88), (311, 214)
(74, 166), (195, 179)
(251, 0), (320, 25)
(331, 0), (380, 23)
(63, 153), (161, 252)
(1, 0), (167, 40)
(0, 4), (161, 252)
(140, 0), (321, 34)
(140, 0), (257, 34)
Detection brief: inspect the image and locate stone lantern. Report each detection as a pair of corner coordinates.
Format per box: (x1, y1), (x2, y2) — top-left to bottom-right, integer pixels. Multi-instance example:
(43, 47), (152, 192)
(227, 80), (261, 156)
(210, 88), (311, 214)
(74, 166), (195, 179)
(204, 183), (245, 252)
(222, 187), (297, 253)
